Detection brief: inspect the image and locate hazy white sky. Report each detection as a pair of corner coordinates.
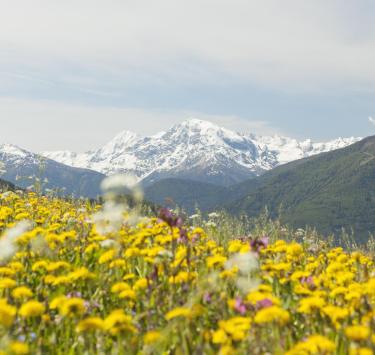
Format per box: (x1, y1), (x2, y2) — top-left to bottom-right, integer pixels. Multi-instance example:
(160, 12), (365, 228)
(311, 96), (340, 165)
(0, 0), (374, 151)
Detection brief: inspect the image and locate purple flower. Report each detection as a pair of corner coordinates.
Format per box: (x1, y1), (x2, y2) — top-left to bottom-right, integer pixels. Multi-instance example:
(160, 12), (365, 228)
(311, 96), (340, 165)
(203, 292), (212, 303)
(178, 228), (189, 243)
(250, 236), (269, 253)
(256, 298), (273, 309)
(234, 297), (247, 315)
(300, 276), (316, 289)
(158, 208), (183, 228)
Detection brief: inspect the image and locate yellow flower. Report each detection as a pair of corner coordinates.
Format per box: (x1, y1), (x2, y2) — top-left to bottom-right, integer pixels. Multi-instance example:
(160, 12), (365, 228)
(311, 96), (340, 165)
(246, 291), (280, 306)
(0, 278), (16, 289)
(0, 267), (16, 277)
(322, 305), (349, 327)
(98, 249), (116, 264)
(350, 348), (374, 355)
(0, 299), (17, 327)
(206, 255), (227, 268)
(254, 306), (290, 325)
(19, 300), (45, 318)
(220, 267), (239, 279)
(165, 307), (192, 320)
(169, 271), (197, 284)
(144, 331), (161, 344)
(212, 329), (229, 344)
(104, 310), (137, 335)
(111, 282), (130, 294)
(286, 335), (335, 355)
(133, 278), (148, 291)
(119, 289), (136, 300)
(59, 298), (86, 317)
(286, 243), (304, 257)
(49, 295), (67, 310)
(12, 286), (33, 300)
(9, 342), (29, 355)
(76, 317), (105, 332)
(31, 260), (49, 272)
(218, 317), (251, 341)
(219, 345), (235, 355)
(123, 273), (136, 281)
(345, 325), (371, 342)
(298, 296), (326, 314)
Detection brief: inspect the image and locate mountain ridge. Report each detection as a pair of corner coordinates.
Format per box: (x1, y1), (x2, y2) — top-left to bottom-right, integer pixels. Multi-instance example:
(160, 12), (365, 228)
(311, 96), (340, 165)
(42, 119), (361, 186)
(226, 135), (375, 241)
(0, 143), (106, 198)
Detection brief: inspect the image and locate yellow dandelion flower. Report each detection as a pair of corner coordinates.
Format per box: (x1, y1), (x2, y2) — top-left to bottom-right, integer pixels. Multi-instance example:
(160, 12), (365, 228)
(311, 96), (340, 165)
(12, 286), (33, 300)
(19, 300), (45, 318)
(144, 331), (161, 344)
(76, 317), (105, 332)
(0, 278), (16, 289)
(0, 299), (17, 327)
(118, 289), (136, 300)
(104, 310), (137, 335)
(206, 255), (227, 268)
(9, 342), (29, 355)
(349, 348), (374, 355)
(286, 335), (335, 355)
(254, 306), (290, 325)
(59, 298), (86, 317)
(165, 307), (192, 320)
(111, 282), (130, 294)
(98, 249), (116, 264)
(345, 325), (371, 342)
(133, 278), (148, 291)
(298, 296), (326, 314)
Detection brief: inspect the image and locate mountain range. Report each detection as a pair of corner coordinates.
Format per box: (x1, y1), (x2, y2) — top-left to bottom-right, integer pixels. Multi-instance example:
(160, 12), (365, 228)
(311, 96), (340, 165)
(42, 119), (360, 186)
(0, 118), (372, 240)
(0, 143), (105, 198)
(144, 135), (375, 241)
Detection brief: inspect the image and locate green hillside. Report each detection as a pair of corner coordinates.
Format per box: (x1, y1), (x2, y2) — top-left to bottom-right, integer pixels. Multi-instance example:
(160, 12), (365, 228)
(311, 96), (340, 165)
(227, 135), (375, 241)
(144, 178), (229, 212)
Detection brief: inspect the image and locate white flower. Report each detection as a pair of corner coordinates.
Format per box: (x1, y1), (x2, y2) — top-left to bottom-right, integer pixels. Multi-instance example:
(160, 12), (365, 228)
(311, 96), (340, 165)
(101, 174), (143, 202)
(225, 252), (259, 274)
(92, 201), (127, 235)
(208, 212), (219, 219)
(0, 191), (17, 199)
(189, 214), (200, 220)
(101, 174), (136, 193)
(0, 220), (32, 262)
(236, 276), (261, 293)
(100, 239), (117, 248)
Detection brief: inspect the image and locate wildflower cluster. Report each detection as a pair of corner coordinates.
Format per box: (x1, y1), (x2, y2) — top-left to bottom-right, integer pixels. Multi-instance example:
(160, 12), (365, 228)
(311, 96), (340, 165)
(0, 191), (373, 354)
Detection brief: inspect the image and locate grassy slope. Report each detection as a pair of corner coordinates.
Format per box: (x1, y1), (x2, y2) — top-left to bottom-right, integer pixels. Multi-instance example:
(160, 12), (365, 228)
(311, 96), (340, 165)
(227, 135), (375, 241)
(144, 178), (230, 212)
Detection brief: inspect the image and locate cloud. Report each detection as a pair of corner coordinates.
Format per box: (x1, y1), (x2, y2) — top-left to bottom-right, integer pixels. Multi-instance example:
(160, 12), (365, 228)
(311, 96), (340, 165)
(1, 0), (375, 92)
(0, 97), (281, 152)
(369, 117), (375, 125)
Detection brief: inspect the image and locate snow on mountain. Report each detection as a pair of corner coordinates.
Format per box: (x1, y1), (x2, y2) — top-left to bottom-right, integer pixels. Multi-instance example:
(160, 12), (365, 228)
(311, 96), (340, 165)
(0, 143), (105, 197)
(42, 119), (362, 186)
(254, 135), (360, 165)
(0, 143), (40, 165)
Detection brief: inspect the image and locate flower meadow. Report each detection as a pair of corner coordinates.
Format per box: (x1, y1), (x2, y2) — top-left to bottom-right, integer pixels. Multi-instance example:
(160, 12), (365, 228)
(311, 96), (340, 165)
(0, 188), (374, 354)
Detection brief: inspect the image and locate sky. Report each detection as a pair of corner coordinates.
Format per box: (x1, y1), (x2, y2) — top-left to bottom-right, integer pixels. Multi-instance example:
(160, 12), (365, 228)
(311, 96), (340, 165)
(0, 0), (375, 152)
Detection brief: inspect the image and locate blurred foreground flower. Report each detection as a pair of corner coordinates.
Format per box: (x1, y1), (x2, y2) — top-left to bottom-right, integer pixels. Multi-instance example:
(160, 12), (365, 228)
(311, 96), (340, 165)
(0, 220), (32, 263)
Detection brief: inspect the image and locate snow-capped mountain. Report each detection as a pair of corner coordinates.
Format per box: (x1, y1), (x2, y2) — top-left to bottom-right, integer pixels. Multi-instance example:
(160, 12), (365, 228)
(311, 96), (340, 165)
(42, 119), (361, 186)
(0, 143), (105, 197)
